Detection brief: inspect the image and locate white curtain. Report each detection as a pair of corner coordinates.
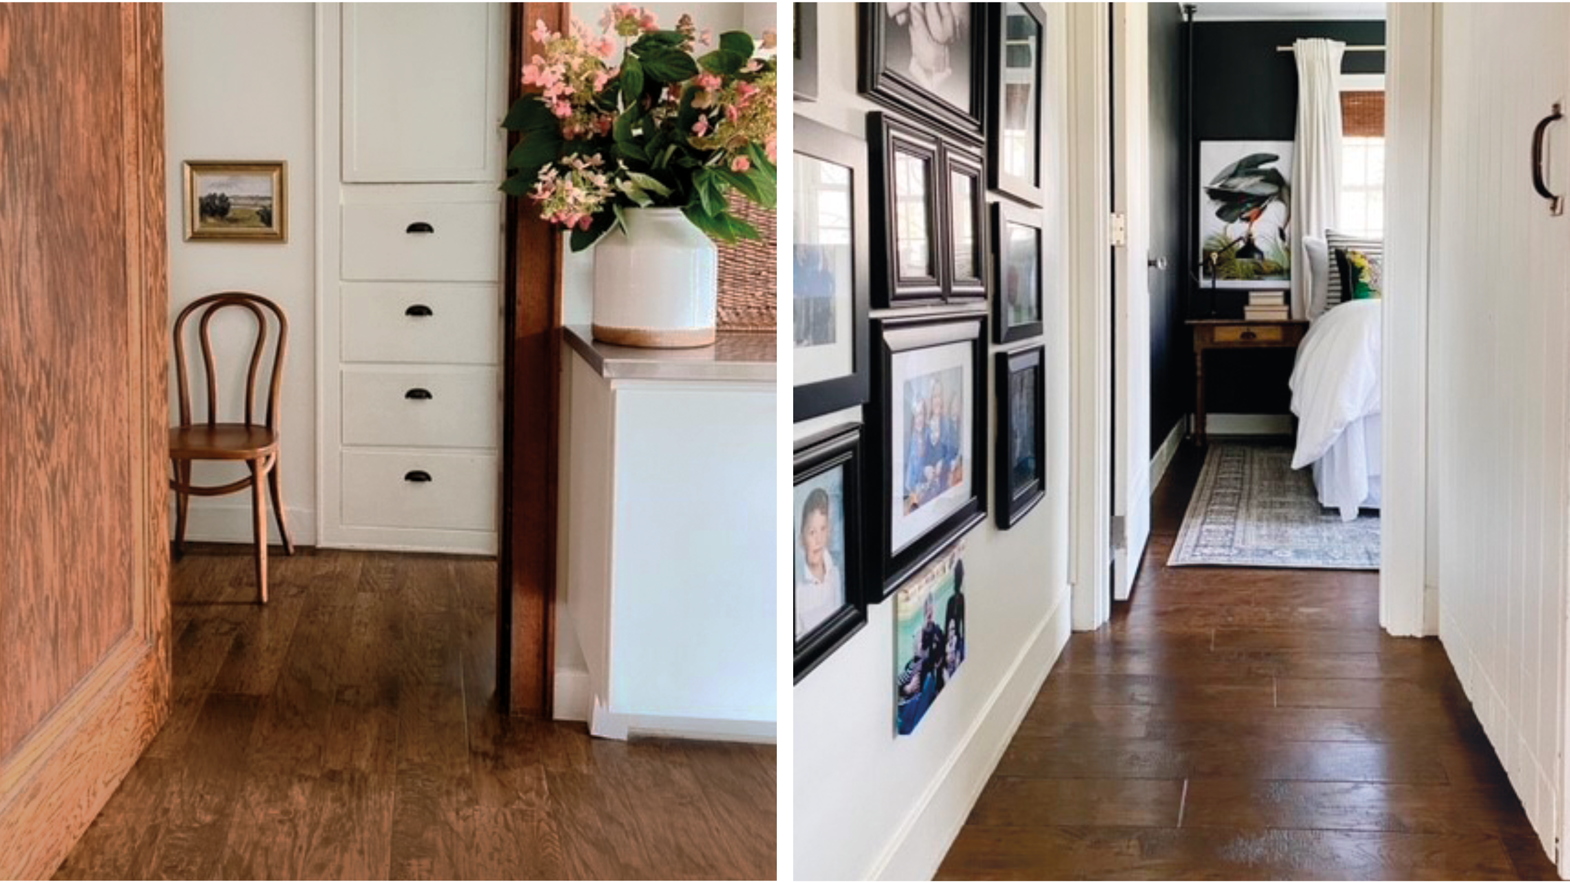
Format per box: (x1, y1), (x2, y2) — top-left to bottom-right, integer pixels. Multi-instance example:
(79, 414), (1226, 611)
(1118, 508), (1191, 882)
(1291, 38), (1345, 320)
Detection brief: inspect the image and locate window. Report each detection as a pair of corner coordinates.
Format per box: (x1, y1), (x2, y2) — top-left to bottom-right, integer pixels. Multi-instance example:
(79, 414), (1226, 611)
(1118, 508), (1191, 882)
(1339, 76), (1386, 237)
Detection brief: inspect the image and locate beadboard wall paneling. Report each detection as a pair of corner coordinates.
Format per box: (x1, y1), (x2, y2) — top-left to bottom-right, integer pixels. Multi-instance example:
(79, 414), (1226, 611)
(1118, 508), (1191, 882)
(1431, 2), (1570, 860)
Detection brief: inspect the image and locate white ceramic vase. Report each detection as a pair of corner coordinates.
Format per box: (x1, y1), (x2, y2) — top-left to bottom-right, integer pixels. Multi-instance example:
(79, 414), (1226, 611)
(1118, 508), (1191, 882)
(591, 207), (718, 348)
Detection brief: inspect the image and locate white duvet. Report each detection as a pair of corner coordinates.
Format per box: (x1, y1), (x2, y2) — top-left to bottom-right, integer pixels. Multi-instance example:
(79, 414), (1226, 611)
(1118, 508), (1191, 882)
(1289, 299), (1382, 521)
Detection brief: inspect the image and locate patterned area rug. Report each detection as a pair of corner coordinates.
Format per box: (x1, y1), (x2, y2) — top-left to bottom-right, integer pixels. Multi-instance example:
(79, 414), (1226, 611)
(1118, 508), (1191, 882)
(1168, 442), (1380, 570)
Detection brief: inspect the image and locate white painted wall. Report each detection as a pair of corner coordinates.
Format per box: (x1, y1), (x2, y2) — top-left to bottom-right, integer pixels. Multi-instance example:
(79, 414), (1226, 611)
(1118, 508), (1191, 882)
(793, 5), (1074, 879)
(164, 4), (318, 544)
(1430, 2), (1570, 863)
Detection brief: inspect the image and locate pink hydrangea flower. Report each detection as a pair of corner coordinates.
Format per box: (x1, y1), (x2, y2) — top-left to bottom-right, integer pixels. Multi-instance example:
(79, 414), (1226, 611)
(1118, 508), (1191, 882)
(692, 116), (710, 137)
(731, 156), (750, 172)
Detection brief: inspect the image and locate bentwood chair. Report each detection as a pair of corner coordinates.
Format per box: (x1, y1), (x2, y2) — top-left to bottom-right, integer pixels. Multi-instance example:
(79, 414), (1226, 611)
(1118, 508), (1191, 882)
(169, 292), (294, 602)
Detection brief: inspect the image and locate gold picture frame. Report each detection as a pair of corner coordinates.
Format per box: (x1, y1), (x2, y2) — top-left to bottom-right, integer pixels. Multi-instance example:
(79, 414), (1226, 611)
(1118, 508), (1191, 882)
(183, 160), (286, 242)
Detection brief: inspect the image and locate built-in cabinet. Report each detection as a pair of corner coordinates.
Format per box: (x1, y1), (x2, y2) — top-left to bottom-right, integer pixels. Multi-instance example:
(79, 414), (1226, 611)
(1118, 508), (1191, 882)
(317, 3), (506, 554)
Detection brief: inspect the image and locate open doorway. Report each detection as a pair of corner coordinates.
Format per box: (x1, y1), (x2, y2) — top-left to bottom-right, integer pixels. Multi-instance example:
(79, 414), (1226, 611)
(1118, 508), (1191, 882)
(1113, 3), (1388, 595)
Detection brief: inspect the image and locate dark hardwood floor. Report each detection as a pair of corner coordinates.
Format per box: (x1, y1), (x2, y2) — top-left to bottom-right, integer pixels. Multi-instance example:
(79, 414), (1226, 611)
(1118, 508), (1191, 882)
(938, 443), (1559, 881)
(53, 546), (775, 880)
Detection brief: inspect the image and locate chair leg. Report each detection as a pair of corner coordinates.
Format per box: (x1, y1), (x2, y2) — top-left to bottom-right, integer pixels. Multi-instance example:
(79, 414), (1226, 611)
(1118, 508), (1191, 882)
(173, 460), (191, 559)
(249, 459), (269, 604)
(267, 455), (295, 556)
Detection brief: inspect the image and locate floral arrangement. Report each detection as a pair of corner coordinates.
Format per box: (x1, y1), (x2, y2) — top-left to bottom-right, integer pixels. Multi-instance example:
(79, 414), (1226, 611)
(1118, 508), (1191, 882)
(502, 5), (778, 251)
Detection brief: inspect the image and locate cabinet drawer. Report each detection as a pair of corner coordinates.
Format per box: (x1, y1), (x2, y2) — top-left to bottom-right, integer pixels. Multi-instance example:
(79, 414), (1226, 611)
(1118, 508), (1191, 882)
(342, 283), (499, 365)
(341, 368), (498, 449)
(1212, 324), (1284, 344)
(341, 450), (497, 532)
(341, 198), (501, 281)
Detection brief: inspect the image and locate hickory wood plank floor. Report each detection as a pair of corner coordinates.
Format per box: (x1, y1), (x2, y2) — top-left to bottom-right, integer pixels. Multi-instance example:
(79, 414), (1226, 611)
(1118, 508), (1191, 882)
(53, 547), (775, 881)
(937, 443), (1559, 881)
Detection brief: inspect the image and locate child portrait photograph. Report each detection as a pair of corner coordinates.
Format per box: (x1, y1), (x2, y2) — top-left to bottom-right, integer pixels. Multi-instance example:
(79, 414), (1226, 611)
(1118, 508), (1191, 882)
(888, 339), (973, 555)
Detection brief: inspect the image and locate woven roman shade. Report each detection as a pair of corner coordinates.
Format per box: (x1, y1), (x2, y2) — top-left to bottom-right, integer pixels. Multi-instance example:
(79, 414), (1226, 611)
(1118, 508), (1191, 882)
(1341, 90), (1386, 138)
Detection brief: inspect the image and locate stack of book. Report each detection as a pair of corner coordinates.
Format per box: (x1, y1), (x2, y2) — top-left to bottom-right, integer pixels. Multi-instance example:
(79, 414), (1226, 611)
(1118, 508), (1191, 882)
(1243, 291), (1290, 321)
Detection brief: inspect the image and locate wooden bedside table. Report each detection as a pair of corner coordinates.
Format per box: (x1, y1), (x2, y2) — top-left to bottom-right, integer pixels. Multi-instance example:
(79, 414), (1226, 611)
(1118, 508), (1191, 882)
(1188, 318), (1310, 445)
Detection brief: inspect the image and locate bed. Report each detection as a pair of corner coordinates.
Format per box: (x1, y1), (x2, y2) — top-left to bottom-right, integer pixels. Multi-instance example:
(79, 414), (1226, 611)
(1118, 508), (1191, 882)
(1288, 297), (1382, 521)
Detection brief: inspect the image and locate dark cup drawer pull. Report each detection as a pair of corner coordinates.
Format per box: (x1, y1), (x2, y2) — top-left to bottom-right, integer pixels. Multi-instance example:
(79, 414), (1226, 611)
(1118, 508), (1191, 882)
(1241, 330), (1257, 340)
(405, 221), (435, 234)
(405, 388), (433, 400)
(405, 304), (433, 317)
(404, 470), (432, 483)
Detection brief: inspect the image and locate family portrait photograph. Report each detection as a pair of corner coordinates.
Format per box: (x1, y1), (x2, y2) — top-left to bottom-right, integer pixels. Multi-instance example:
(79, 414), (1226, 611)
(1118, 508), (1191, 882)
(894, 541), (967, 736)
(795, 464), (848, 640)
(888, 337), (975, 557)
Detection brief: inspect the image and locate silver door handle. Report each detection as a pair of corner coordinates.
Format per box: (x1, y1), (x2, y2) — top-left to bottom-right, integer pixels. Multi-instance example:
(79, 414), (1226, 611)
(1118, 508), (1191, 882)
(1148, 256), (1169, 271)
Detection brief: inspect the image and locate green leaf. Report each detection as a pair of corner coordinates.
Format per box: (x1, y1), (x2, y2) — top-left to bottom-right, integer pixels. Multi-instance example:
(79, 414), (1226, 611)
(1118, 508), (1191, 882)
(501, 95), (556, 133)
(569, 211), (617, 252)
(618, 140), (649, 163)
(719, 31), (755, 59)
(499, 173), (534, 197)
(631, 30), (687, 50)
(698, 49), (747, 75)
(715, 167), (762, 204)
(627, 171), (672, 198)
(613, 105), (639, 144)
(507, 132), (561, 173)
(693, 169), (722, 216)
(617, 179), (654, 207)
(726, 214), (761, 240)
(621, 55), (644, 101)
(638, 47), (699, 83)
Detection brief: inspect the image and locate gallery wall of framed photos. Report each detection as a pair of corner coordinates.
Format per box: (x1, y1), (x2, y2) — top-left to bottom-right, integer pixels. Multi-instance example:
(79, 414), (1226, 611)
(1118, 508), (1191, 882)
(793, 5), (1076, 879)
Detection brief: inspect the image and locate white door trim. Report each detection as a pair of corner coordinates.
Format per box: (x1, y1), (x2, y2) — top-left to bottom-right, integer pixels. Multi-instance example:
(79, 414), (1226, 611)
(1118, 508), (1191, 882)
(1381, 2), (1434, 638)
(1067, 1), (1113, 631)
(1110, 2), (1153, 602)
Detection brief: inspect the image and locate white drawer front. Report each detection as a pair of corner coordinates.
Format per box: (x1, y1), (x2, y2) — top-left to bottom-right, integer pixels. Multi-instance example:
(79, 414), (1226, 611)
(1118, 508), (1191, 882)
(341, 450), (497, 532)
(342, 368), (497, 449)
(341, 199), (501, 281)
(342, 283), (499, 365)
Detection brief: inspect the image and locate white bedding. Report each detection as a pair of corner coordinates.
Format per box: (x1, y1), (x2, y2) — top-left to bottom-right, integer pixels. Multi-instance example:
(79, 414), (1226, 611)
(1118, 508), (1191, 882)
(1289, 298), (1382, 521)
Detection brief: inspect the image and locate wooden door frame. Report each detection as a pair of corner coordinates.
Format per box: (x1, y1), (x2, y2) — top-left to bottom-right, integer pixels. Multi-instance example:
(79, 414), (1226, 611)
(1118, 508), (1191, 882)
(0, 5), (171, 876)
(496, 1), (567, 716)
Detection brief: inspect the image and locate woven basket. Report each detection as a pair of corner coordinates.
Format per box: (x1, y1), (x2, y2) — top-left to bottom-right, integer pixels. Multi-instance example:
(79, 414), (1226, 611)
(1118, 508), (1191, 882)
(715, 191), (777, 334)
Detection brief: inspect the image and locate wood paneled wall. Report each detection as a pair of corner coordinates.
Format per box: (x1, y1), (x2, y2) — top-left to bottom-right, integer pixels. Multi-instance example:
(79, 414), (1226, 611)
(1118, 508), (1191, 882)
(497, 1), (567, 716)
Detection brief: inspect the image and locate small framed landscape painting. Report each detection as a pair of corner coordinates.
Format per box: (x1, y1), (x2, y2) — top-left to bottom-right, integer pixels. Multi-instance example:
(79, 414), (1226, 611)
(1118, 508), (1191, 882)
(871, 311), (987, 596)
(184, 161), (287, 242)
(995, 345), (1046, 529)
(992, 200), (1043, 343)
(794, 425), (866, 683)
(794, 116), (870, 421)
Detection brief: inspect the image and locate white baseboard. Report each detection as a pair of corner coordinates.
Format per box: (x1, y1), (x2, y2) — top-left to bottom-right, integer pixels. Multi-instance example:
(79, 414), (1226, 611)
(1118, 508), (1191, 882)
(588, 699), (777, 744)
(1150, 418), (1185, 497)
(169, 501), (317, 547)
(1203, 413), (1293, 436)
(871, 586), (1073, 881)
(553, 667), (592, 722)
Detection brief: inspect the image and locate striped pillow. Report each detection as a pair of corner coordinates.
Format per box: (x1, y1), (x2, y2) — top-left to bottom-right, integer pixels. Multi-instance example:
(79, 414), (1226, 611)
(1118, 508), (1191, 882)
(1324, 231), (1383, 309)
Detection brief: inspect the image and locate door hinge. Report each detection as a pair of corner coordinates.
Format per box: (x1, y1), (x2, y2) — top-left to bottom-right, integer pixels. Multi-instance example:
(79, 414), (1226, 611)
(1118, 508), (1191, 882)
(1110, 515), (1126, 550)
(1109, 212), (1128, 247)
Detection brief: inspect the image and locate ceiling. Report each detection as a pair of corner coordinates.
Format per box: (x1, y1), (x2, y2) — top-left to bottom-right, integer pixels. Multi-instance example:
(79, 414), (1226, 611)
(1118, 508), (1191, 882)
(1189, 2), (1386, 21)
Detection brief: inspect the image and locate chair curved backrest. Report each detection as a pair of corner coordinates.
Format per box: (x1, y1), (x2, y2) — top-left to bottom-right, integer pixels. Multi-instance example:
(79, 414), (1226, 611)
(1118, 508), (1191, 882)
(172, 291), (288, 431)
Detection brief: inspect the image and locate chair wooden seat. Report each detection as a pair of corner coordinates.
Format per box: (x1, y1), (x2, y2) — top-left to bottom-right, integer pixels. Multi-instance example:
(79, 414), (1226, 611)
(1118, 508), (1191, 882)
(168, 291), (293, 602)
(169, 423), (279, 461)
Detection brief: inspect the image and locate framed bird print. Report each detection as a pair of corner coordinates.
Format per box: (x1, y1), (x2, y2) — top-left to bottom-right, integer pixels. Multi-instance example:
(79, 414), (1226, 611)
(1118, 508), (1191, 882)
(1197, 141), (1294, 289)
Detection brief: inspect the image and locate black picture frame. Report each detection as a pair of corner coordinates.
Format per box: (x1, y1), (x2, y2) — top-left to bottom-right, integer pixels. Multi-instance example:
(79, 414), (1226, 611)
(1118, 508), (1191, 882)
(987, 2), (1046, 206)
(995, 345), (1046, 529)
(868, 113), (944, 306)
(869, 113), (991, 309)
(794, 425), (867, 682)
(869, 312), (988, 597)
(794, 3), (818, 102)
(943, 143), (989, 300)
(991, 200), (1044, 343)
(858, 2), (987, 141)
(793, 116), (871, 420)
